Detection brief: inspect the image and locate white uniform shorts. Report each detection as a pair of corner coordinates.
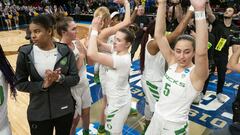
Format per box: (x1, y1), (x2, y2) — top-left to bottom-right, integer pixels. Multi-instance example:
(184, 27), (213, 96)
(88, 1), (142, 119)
(145, 113), (189, 135)
(99, 65), (107, 95)
(105, 102), (131, 134)
(0, 118), (12, 135)
(141, 78), (162, 112)
(71, 79), (92, 115)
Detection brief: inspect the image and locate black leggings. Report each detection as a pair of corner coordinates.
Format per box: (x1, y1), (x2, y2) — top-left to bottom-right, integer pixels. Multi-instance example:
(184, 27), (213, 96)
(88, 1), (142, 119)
(214, 57), (228, 94)
(28, 112), (74, 135)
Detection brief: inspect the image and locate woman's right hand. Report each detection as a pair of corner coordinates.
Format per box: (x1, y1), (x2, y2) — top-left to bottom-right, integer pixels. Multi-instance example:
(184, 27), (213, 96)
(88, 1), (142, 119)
(43, 68), (61, 88)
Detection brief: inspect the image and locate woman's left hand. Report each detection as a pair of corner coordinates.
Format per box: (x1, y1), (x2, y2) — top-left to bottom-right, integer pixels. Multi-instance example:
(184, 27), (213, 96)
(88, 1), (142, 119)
(92, 16), (103, 32)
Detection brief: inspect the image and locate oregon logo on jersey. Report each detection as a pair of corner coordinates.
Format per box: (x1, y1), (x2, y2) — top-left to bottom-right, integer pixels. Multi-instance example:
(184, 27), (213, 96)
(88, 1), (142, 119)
(164, 74), (185, 87)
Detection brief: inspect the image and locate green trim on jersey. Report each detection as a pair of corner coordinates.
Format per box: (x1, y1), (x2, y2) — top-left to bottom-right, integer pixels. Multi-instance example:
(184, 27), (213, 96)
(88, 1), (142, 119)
(106, 109), (119, 124)
(175, 123), (188, 135)
(146, 81), (159, 101)
(0, 86), (4, 106)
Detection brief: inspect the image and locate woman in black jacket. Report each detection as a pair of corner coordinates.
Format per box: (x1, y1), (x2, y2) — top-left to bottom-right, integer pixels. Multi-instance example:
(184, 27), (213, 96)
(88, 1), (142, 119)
(15, 14), (79, 135)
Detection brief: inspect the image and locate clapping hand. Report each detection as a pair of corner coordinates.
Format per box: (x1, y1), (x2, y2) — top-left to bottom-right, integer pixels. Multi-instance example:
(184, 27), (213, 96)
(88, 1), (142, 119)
(42, 68), (61, 89)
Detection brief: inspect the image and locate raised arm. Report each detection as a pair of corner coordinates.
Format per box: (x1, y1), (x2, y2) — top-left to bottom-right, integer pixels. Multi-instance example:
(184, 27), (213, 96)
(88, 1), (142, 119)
(205, 0), (216, 23)
(167, 8), (194, 44)
(227, 48), (240, 72)
(148, 8), (193, 55)
(155, 0), (175, 64)
(87, 17), (114, 68)
(130, 6), (138, 23)
(174, 2), (183, 23)
(98, 0), (131, 42)
(191, 0), (209, 89)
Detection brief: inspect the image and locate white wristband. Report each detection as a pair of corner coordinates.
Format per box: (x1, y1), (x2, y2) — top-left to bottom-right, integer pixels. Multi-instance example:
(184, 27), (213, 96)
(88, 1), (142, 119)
(91, 30), (98, 36)
(195, 11), (206, 20)
(189, 5), (194, 12)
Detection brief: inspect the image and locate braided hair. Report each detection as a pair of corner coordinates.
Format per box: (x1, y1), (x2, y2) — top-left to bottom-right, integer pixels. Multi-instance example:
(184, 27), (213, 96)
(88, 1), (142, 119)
(0, 44), (16, 98)
(140, 21), (155, 73)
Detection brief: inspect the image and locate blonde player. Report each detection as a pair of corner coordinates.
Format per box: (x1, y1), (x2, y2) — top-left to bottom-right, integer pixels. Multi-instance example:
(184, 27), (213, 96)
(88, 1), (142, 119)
(88, 15), (134, 134)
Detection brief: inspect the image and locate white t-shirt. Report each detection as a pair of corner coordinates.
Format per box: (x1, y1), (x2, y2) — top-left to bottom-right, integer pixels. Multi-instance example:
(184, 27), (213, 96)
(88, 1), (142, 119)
(105, 52), (132, 109)
(142, 38), (165, 82)
(99, 35), (115, 88)
(155, 64), (199, 123)
(0, 71), (9, 130)
(33, 45), (58, 78)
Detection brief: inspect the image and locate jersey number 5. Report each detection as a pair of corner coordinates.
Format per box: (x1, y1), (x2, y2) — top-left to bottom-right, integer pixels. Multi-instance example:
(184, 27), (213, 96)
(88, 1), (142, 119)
(163, 83), (171, 96)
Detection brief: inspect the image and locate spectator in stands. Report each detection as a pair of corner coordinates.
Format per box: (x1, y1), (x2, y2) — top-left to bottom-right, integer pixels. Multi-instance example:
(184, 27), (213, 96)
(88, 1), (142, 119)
(44, 5), (53, 15)
(74, 4), (80, 15)
(53, 5), (58, 15)
(130, 4), (149, 60)
(11, 4), (20, 29)
(3, 6), (13, 30)
(166, 0), (183, 32)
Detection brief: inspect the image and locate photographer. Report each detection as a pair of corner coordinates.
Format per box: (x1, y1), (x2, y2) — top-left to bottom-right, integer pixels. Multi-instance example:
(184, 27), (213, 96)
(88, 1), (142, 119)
(209, 5), (240, 103)
(130, 4), (150, 60)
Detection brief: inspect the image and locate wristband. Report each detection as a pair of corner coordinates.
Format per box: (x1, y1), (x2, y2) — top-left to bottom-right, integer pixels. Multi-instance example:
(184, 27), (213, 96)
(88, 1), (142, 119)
(195, 11), (206, 20)
(189, 5), (194, 12)
(91, 30), (98, 36)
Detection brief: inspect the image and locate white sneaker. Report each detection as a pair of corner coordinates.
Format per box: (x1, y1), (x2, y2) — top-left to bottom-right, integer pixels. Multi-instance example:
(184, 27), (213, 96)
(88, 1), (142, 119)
(217, 93), (225, 103)
(193, 92), (204, 105)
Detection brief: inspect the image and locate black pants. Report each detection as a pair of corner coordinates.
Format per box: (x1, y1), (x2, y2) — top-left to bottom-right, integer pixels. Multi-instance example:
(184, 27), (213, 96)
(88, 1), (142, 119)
(232, 86), (240, 122)
(28, 112), (74, 135)
(214, 56), (228, 94)
(202, 62), (215, 94)
(202, 75), (211, 95)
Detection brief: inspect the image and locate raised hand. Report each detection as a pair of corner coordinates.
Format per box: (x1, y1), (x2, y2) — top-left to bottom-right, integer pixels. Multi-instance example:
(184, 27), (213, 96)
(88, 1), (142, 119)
(76, 40), (87, 55)
(42, 70), (53, 89)
(91, 16), (103, 32)
(190, 0), (207, 10)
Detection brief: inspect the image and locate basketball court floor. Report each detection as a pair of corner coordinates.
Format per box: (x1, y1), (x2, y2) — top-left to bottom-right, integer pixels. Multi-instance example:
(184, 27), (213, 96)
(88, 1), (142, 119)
(1, 24), (238, 135)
